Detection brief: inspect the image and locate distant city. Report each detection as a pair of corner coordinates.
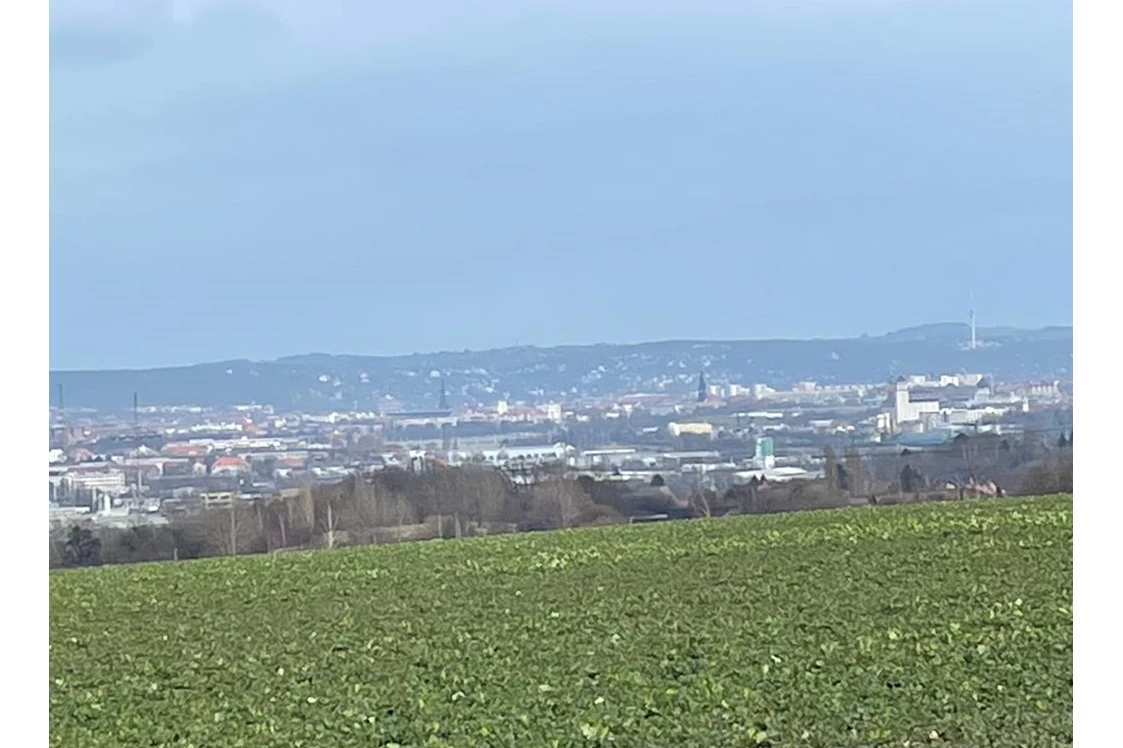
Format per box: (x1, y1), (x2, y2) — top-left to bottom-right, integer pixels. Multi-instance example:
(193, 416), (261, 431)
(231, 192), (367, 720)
(49, 322), (1073, 532)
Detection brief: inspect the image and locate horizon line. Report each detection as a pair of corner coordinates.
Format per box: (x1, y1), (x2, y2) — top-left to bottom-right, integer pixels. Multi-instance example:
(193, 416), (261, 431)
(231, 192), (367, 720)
(49, 320), (1073, 374)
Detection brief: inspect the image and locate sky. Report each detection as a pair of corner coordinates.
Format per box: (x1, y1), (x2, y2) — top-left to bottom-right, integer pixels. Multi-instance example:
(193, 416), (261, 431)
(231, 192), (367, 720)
(50, 0), (1073, 370)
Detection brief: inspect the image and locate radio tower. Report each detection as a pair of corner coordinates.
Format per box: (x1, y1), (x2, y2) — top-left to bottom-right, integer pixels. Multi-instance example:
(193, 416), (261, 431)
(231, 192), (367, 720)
(969, 291), (978, 351)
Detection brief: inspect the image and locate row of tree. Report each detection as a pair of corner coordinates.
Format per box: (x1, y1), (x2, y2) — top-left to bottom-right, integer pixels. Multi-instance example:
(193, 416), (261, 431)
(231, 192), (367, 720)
(50, 434), (1073, 569)
(50, 466), (621, 568)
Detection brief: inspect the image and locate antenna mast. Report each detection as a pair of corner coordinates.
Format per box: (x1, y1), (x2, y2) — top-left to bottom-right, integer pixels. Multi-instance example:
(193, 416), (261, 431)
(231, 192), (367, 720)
(969, 291), (977, 350)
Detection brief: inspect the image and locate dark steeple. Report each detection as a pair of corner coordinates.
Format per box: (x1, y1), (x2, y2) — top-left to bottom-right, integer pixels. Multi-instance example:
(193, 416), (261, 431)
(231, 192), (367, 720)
(438, 376), (449, 410)
(697, 371), (707, 403)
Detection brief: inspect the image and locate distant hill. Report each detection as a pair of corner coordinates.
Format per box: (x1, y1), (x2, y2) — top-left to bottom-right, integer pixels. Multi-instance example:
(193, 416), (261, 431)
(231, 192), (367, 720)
(877, 323), (1073, 344)
(49, 324), (1072, 412)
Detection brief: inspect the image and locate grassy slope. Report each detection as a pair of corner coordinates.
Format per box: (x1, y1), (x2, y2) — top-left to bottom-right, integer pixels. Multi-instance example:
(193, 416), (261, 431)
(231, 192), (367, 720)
(50, 496), (1073, 748)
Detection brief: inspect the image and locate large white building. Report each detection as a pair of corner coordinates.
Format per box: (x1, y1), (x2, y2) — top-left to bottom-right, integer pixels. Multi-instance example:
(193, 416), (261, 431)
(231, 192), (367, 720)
(890, 380), (941, 431)
(668, 422), (715, 438)
(447, 443), (573, 468)
(63, 468), (127, 496)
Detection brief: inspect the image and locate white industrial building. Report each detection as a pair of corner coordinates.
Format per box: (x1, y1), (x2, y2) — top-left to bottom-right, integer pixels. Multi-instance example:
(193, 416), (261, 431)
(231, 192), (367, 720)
(63, 468), (127, 496)
(890, 380), (941, 432)
(668, 421), (715, 437)
(484, 443), (571, 465)
(446, 443), (574, 468)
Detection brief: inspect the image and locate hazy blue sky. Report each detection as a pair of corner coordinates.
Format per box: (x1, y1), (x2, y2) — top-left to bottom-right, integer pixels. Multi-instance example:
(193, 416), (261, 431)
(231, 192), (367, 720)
(50, 0), (1072, 370)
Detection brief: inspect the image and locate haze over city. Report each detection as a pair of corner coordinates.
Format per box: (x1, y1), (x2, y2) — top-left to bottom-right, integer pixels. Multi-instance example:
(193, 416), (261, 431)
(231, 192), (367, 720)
(50, 0), (1072, 370)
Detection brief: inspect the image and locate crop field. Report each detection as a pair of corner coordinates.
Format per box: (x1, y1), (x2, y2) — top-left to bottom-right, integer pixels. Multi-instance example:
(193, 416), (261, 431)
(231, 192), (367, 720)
(50, 495), (1073, 747)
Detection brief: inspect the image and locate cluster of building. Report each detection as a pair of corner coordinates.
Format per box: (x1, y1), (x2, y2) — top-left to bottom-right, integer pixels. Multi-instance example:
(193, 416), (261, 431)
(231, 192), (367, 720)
(48, 370), (1071, 526)
(883, 374), (1063, 436)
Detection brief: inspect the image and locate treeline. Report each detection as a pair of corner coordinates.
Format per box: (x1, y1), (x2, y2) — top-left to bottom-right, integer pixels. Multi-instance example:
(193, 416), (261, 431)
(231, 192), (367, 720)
(50, 467), (651, 568)
(49, 436), (1073, 569)
(853, 431), (1073, 498)
(49, 464), (865, 568)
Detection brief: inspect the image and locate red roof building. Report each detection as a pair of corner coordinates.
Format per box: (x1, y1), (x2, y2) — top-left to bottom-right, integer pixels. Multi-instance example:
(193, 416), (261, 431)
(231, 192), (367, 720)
(211, 456), (251, 475)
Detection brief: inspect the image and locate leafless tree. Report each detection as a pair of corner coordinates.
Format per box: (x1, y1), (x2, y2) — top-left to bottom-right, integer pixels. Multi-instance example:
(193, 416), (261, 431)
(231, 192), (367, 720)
(199, 499), (260, 557)
(49, 541), (61, 569)
(845, 449), (865, 497)
(272, 500), (289, 550)
(294, 483), (315, 532)
(314, 489), (345, 550)
(824, 446), (839, 494)
(528, 478), (590, 530)
(693, 491), (712, 518)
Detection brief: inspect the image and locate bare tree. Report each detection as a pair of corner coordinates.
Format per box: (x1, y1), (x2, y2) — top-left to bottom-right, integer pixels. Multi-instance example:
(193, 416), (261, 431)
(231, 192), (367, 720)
(272, 500), (289, 549)
(199, 499), (260, 557)
(824, 446), (839, 494)
(692, 491), (712, 518)
(315, 492), (344, 550)
(460, 465), (513, 525)
(528, 478), (590, 530)
(49, 539), (62, 569)
(845, 450), (865, 497)
(339, 478), (372, 543)
(294, 483), (315, 533)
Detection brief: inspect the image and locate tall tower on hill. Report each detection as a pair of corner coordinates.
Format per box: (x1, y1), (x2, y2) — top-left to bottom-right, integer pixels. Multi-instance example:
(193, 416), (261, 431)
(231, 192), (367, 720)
(968, 290), (978, 350)
(697, 371), (707, 403)
(438, 376), (449, 410)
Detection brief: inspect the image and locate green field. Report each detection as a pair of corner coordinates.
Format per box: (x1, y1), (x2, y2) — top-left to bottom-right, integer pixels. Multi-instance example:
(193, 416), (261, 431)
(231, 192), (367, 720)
(50, 496), (1073, 747)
